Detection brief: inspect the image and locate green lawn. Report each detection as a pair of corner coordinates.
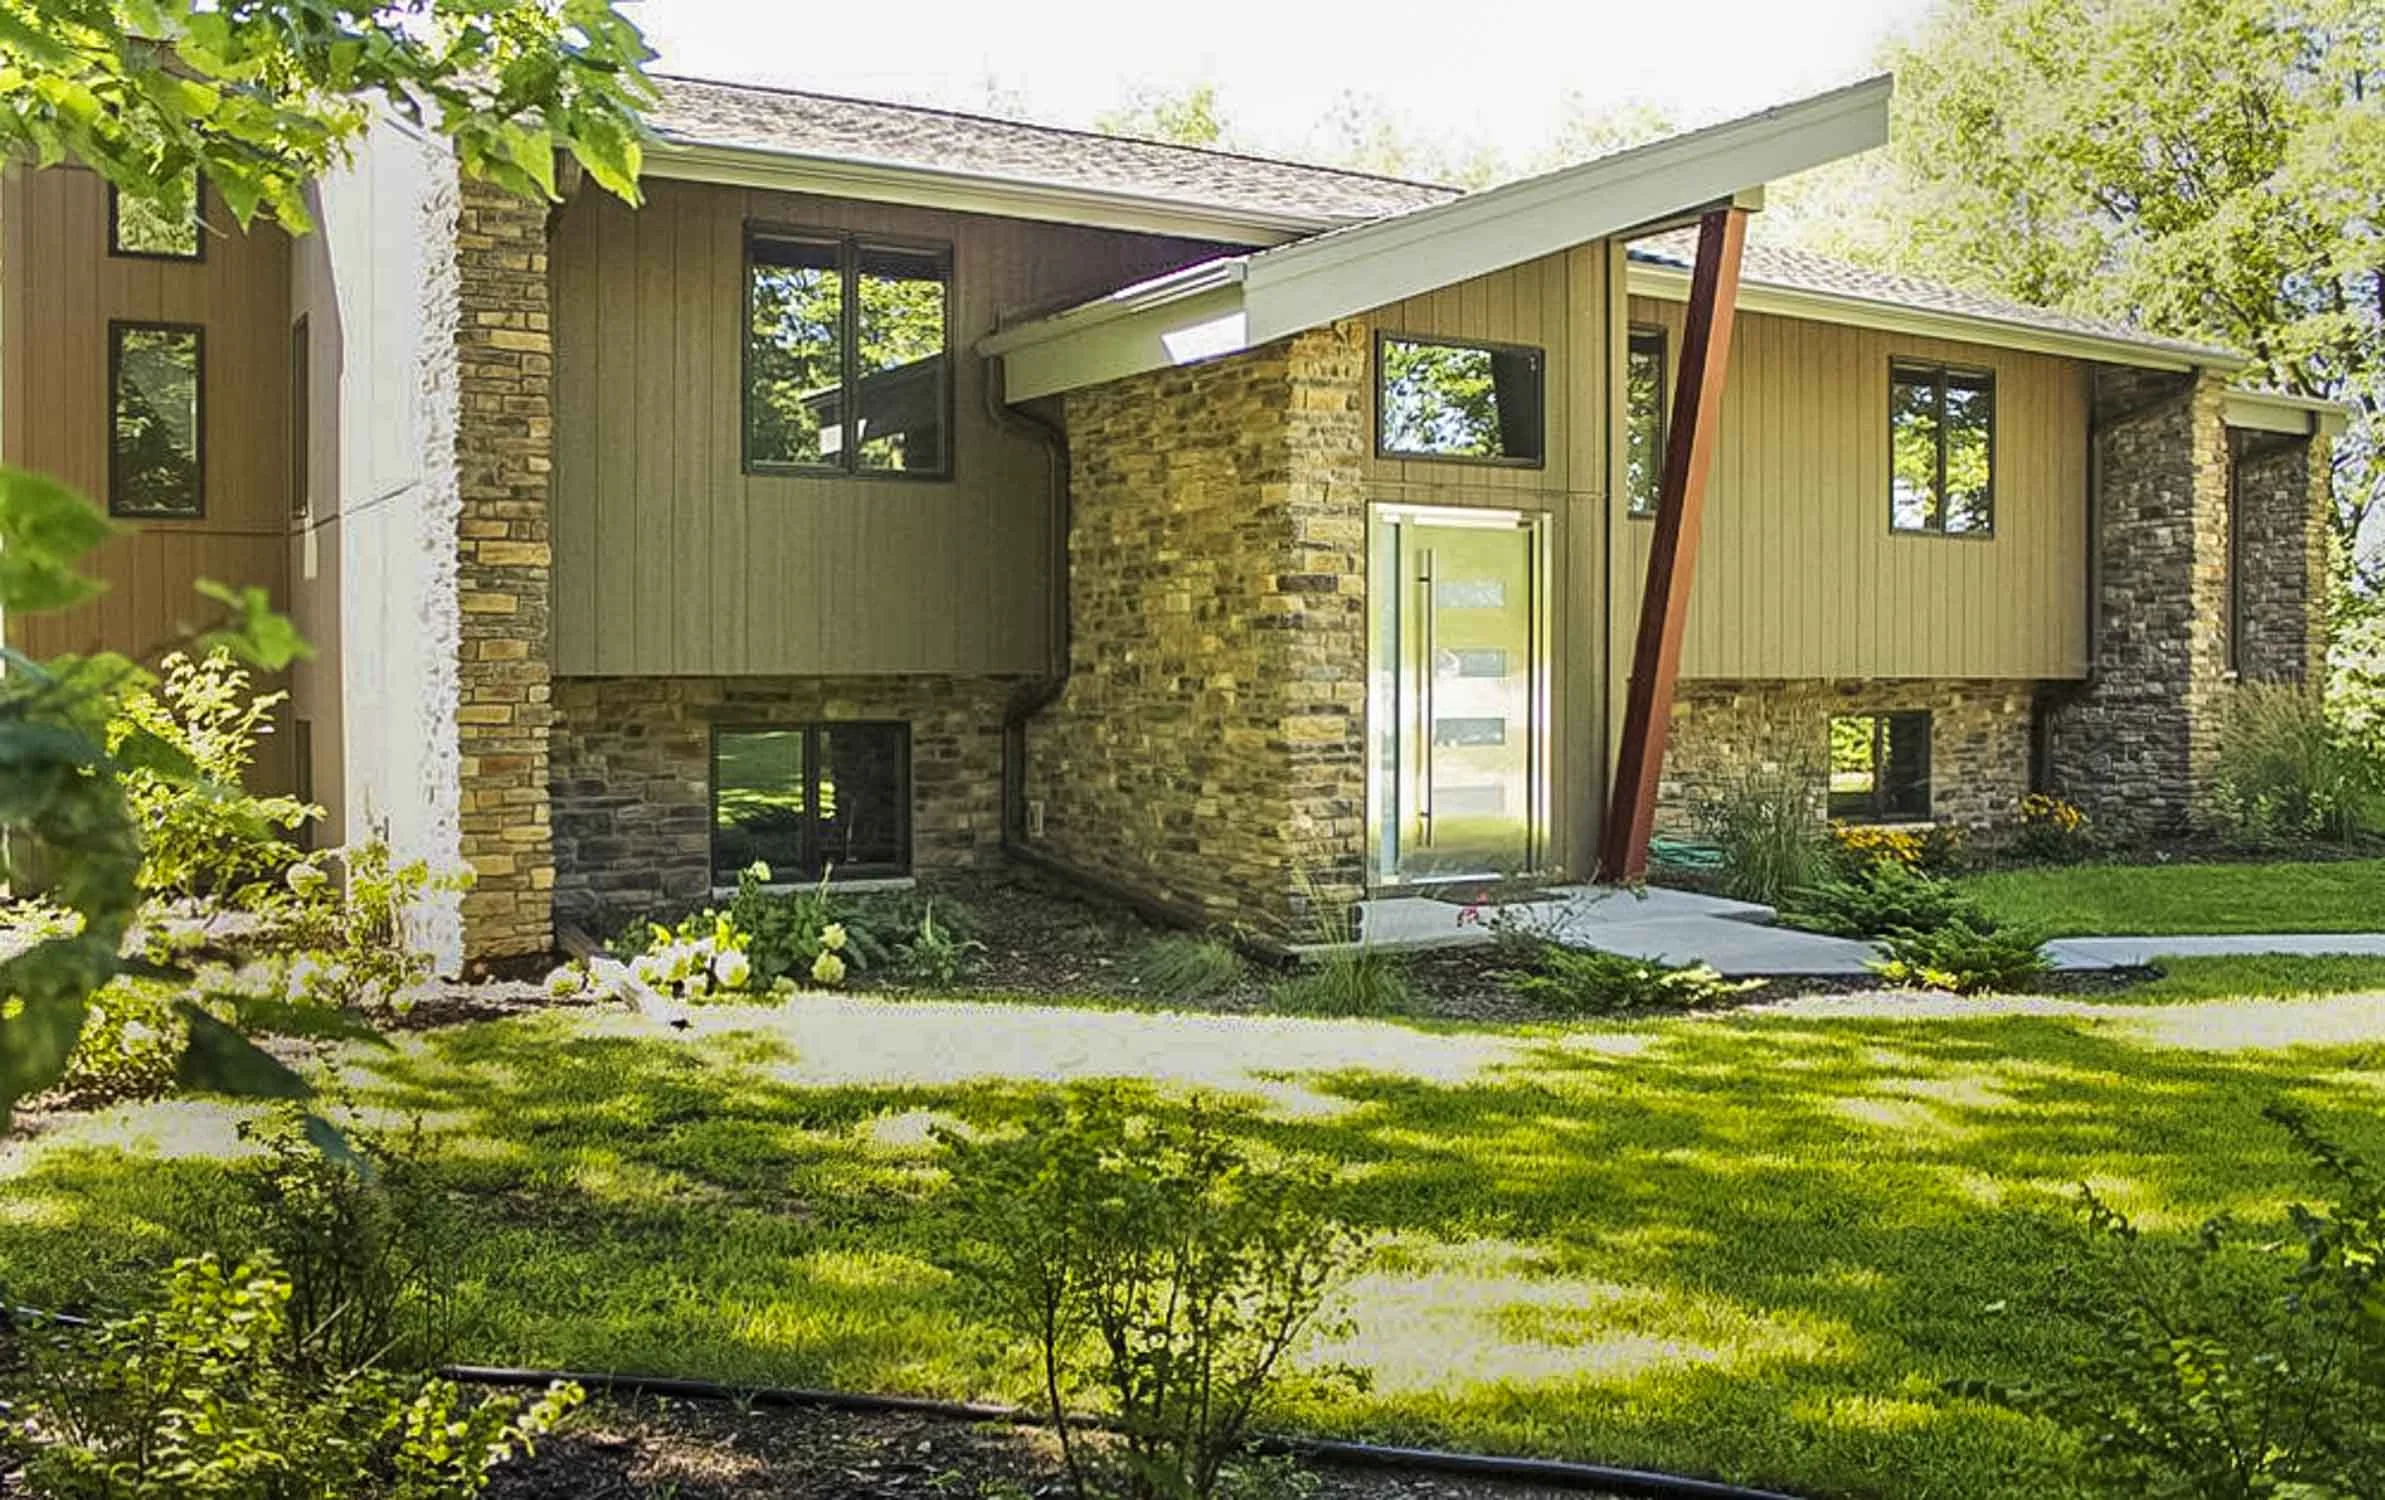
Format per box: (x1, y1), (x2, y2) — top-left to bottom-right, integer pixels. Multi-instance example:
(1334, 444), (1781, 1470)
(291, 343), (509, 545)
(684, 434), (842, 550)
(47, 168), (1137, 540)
(1957, 857), (2385, 937)
(7, 991), (2385, 1500)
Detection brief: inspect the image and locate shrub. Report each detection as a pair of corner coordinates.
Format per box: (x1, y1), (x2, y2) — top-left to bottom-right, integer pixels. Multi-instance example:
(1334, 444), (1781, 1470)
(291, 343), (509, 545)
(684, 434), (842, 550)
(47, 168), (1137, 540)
(109, 648), (317, 906)
(1871, 918), (2051, 994)
(2211, 682), (2383, 845)
(51, 976), (186, 1106)
(2003, 792), (2093, 864)
(629, 907), (768, 1001)
(721, 863), (897, 988)
(1130, 933), (1249, 1004)
(1787, 859), (1990, 940)
(937, 1086), (1365, 1500)
(1500, 942), (1759, 1016)
(898, 899), (985, 988)
(1962, 1104), (2385, 1497)
(1, 1254), (580, 1500)
(1697, 764), (1835, 906)
(237, 1107), (463, 1376)
(254, 837), (471, 1014)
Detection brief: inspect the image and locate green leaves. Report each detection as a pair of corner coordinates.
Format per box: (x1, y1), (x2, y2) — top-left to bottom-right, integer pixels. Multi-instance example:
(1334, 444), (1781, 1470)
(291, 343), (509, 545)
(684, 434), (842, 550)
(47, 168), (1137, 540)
(0, 466), (114, 614)
(196, 579), (314, 670)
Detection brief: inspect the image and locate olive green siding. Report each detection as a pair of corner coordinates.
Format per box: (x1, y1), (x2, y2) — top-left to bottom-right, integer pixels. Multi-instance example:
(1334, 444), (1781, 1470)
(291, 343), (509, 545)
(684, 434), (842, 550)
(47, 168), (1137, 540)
(547, 177), (1225, 677)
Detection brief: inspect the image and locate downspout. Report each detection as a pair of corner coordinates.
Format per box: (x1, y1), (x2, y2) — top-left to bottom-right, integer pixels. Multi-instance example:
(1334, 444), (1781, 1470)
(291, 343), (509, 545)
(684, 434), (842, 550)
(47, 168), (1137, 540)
(981, 353), (1070, 859)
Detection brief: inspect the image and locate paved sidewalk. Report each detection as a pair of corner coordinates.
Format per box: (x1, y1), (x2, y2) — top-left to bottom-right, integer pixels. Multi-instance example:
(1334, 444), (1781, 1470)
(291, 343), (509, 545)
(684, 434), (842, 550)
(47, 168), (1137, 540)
(1337, 885), (2385, 978)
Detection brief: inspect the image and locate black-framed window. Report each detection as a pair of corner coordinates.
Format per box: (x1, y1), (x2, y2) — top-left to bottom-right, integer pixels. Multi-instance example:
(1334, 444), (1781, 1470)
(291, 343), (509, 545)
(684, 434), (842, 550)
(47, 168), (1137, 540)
(109, 321), (204, 518)
(1828, 711), (1932, 822)
(744, 229), (951, 477)
(1890, 361), (1993, 535)
(290, 314), (311, 520)
(711, 722), (911, 883)
(1376, 333), (1545, 466)
(1625, 325), (1668, 516)
(108, 173), (204, 260)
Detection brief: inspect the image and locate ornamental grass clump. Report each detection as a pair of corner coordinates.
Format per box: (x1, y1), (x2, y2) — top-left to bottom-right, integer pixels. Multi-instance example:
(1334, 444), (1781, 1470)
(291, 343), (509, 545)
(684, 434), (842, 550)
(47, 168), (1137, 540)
(937, 1085), (1366, 1500)
(2211, 683), (2384, 845)
(1130, 932), (1249, 1005)
(1698, 764), (1836, 906)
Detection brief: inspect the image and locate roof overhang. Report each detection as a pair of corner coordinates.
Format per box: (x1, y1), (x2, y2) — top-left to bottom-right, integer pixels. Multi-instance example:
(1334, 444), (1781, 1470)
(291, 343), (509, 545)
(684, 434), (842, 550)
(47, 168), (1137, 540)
(1626, 258), (2249, 374)
(643, 137), (1344, 248)
(2225, 388), (2352, 439)
(981, 74), (1895, 402)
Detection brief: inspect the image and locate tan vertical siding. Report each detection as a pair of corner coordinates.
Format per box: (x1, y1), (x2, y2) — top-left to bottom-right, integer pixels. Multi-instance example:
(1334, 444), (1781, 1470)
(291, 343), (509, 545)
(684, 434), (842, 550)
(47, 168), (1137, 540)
(1, 166), (293, 706)
(1612, 296), (2090, 681)
(549, 179), (1226, 677)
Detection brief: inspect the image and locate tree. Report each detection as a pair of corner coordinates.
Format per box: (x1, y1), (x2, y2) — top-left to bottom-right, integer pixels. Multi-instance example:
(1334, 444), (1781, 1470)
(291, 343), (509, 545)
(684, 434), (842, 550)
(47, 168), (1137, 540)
(0, 0), (655, 229)
(1866, 0), (2385, 583)
(1095, 81), (1230, 148)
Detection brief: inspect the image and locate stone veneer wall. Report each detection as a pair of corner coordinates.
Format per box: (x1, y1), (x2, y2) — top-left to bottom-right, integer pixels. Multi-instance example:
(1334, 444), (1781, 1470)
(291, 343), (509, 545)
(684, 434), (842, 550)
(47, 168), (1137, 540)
(549, 676), (1017, 928)
(2232, 429), (2332, 685)
(1026, 324), (1371, 934)
(450, 178), (557, 959)
(2045, 368), (2234, 839)
(1654, 679), (2037, 834)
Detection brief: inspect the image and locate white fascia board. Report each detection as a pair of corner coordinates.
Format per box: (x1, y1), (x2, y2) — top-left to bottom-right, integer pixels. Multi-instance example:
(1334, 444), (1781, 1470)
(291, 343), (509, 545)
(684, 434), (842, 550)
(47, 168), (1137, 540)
(983, 75), (1892, 401)
(2225, 388), (2352, 438)
(1627, 260), (2249, 374)
(1242, 76), (1891, 342)
(644, 138), (1336, 247)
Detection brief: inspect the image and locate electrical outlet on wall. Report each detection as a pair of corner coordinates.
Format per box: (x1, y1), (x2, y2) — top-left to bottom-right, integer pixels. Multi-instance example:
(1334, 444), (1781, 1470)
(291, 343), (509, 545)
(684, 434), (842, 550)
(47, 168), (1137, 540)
(1027, 799), (1046, 838)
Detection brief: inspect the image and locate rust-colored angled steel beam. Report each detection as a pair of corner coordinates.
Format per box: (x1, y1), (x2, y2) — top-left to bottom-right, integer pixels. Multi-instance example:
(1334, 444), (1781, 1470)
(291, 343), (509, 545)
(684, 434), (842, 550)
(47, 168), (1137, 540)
(1601, 205), (1750, 882)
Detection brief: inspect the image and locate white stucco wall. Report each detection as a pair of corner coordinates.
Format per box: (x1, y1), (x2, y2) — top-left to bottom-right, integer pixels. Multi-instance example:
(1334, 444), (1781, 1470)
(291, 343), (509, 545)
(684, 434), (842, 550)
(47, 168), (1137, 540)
(303, 116), (466, 971)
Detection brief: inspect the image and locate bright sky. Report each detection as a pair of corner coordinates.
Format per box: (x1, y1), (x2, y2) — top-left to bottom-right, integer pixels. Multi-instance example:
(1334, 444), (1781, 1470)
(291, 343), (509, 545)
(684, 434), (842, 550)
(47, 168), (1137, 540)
(633, 0), (1929, 168)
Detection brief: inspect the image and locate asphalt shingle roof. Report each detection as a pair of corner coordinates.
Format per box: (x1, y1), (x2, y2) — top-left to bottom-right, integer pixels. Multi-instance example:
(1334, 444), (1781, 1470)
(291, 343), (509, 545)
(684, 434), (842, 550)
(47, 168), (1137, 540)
(1630, 228), (2239, 363)
(648, 75), (1459, 228)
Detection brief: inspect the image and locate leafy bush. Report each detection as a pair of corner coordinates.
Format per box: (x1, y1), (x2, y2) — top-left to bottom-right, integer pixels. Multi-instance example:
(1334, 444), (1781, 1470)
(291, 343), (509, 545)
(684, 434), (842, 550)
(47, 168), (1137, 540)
(937, 1086), (1365, 1500)
(898, 899), (985, 987)
(51, 977), (185, 1106)
(1698, 765), (1836, 905)
(1788, 859), (1990, 940)
(1872, 918), (2051, 994)
(2211, 682), (2383, 845)
(722, 863), (898, 988)
(1964, 1104), (2385, 1497)
(257, 838), (471, 1014)
(237, 1107), (463, 1376)
(1499, 942), (1759, 1016)
(2004, 793), (2093, 865)
(1130, 933), (1249, 1004)
(1, 1254), (580, 1500)
(109, 648), (317, 906)
(628, 907), (768, 1001)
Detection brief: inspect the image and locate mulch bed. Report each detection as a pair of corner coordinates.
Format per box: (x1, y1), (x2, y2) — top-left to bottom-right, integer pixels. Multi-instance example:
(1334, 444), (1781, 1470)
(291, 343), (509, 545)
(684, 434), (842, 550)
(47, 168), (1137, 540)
(487, 1395), (1604, 1500)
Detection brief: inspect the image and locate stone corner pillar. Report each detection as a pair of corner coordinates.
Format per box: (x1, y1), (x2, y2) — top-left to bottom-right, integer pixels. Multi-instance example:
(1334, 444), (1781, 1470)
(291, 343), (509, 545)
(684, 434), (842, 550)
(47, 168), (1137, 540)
(450, 175), (555, 961)
(2230, 424), (2336, 686)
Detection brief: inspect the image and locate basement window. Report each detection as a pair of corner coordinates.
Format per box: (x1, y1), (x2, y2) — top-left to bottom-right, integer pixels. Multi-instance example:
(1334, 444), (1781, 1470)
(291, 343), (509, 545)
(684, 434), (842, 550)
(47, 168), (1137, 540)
(108, 172), (203, 260)
(744, 229), (951, 477)
(712, 723), (911, 884)
(1890, 361), (1994, 535)
(1828, 711), (1932, 822)
(1377, 334), (1545, 466)
(109, 321), (205, 518)
(1626, 325), (1667, 516)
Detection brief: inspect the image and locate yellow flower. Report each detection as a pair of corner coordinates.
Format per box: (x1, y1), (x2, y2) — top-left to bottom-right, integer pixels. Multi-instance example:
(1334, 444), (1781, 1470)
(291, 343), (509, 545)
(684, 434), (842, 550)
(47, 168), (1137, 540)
(810, 950), (847, 986)
(820, 923), (848, 952)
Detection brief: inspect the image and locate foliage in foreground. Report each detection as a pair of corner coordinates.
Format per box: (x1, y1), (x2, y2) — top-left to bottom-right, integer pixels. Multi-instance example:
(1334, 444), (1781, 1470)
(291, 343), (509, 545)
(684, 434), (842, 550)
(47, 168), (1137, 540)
(937, 1086), (1365, 1500)
(1872, 918), (2054, 996)
(1499, 942), (1759, 1016)
(1969, 1104), (2385, 1497)
(3, 1255), (577, 1500)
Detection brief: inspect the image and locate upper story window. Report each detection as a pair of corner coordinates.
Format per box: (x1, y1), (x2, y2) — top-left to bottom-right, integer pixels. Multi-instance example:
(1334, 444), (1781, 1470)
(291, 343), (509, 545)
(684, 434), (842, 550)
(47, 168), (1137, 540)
(1890, 360), (1993, 536)
(1377, 334), (1545, 467)
(744, 229), (951, 478)
(1625, 325), (1668, 516)
(108, 173), (204, 260)
(1829, 710), (1932, 822)
(109, 321), (204, 518)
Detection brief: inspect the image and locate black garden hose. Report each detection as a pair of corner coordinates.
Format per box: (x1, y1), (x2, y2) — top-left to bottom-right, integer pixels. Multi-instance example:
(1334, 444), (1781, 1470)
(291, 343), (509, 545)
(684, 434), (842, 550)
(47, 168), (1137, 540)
(442, 1362), (1807, 1500)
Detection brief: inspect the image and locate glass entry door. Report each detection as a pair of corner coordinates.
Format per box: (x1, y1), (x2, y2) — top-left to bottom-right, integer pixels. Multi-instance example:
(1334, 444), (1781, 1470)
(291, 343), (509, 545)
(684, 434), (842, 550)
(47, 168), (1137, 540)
(1368, 506), (1549, 883)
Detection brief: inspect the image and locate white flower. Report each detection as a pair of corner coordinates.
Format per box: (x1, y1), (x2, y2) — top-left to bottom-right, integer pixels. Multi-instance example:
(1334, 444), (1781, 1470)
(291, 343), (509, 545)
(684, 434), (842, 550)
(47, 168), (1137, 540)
(288, 955), (324, 996)
(684, 970), (711, 999)
(810, 950), (847, 986)
(713, 949), (751, 991)
(545, 965), (585, 999)
(745, 860), (772, 884)
(820, 923), (848, 953)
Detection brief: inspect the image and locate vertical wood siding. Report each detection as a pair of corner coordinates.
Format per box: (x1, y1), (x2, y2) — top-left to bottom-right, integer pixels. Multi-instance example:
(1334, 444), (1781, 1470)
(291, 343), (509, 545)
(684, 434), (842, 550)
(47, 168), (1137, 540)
(549, 178), (1227, 677)
(1613, 296), (2091, 681)
(1, 165), (294, 673)
(1358, 245), (1615, 876)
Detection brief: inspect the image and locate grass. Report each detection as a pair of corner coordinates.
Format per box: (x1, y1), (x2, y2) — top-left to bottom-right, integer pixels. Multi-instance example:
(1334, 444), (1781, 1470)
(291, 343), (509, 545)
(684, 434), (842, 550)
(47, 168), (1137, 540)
(2118, 953), (2385, 1003)
(1957, 857), (2385, 937)
(7, 991), (2385, 1500)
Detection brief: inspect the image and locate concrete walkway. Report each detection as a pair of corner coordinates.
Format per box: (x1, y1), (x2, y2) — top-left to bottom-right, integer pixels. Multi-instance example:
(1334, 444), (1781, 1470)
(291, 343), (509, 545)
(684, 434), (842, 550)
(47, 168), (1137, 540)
(1335, 884), (2385, 978)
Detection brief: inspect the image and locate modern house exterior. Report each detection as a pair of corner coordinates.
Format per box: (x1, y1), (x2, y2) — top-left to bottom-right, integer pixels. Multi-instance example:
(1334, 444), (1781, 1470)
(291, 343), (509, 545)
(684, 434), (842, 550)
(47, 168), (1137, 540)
(0, 72), (2341, 965)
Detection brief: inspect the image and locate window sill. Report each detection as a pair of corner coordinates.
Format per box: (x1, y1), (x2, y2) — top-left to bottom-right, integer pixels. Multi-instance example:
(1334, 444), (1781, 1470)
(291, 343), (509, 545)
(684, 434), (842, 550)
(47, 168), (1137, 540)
(711, 875), (916, 900)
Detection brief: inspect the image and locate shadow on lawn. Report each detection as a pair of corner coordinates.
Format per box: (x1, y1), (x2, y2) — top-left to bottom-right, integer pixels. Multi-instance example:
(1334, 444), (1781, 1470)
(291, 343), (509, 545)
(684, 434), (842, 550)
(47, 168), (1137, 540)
(3, 1004), (2380, 1500)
